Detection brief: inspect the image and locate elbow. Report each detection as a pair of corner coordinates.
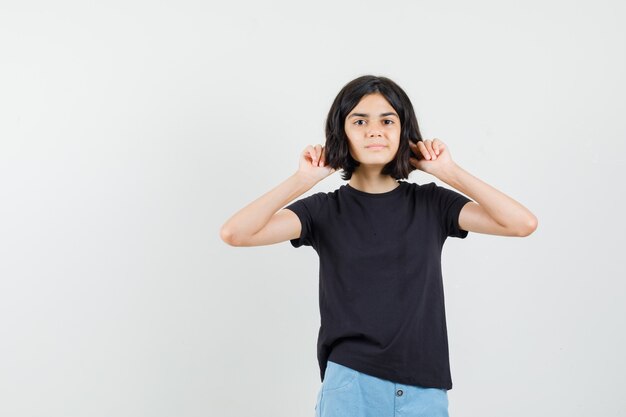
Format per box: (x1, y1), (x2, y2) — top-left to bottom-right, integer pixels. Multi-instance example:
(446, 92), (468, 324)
(516, 215), (538, 237)
(220, 226), (241, 246)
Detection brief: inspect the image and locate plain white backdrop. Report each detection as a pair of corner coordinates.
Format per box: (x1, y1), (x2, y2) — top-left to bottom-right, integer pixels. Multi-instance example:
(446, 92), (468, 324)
(1, 1), (625, 416)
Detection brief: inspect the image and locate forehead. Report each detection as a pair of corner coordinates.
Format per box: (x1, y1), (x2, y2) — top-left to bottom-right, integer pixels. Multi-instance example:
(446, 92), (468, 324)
(347, 93), (398, 118)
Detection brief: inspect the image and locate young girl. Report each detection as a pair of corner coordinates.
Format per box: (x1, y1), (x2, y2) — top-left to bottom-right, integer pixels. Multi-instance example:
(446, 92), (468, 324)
(220, 75), (537, 417)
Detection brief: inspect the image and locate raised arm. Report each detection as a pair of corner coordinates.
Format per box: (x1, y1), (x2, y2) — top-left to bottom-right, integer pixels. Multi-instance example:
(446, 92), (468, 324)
(410, 138), (538, 237)
(219, 144), (335, 247)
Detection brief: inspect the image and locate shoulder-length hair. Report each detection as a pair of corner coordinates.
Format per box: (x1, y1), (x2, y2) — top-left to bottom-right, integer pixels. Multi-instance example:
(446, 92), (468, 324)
(324, 75), (423, 181)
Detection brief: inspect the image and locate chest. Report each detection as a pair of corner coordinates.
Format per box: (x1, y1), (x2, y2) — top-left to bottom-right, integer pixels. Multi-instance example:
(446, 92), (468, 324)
(318, 199), (441, 266)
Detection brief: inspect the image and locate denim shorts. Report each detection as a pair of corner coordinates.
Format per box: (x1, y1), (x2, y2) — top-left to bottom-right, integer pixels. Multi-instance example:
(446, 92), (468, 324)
(314, 360), (449, 417)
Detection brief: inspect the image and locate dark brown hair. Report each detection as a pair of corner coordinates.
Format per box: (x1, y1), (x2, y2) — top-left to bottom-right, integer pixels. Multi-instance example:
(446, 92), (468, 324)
(324, 75), (424, 181)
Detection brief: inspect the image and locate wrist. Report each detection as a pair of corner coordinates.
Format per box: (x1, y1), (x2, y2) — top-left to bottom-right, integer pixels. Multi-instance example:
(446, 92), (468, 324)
(436, 162), (462, 185)
(292, 171), (319, 188)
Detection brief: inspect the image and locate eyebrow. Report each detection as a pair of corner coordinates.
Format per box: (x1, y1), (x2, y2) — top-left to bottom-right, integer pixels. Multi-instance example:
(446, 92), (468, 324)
(348, 112), (399, 119)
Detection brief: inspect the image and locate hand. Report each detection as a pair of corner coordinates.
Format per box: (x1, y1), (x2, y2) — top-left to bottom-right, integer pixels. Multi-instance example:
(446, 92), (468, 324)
(409, 138), (456, 178)
(297, 144), (336, 183)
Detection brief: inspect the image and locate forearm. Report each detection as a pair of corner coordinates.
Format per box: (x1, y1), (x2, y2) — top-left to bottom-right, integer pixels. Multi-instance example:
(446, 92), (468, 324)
(220, 172), (316, 241)
(438, 163), (537, 230)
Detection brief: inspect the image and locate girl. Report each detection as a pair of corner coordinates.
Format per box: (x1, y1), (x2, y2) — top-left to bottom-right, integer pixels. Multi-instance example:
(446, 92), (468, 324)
(220, 75), (537, 417)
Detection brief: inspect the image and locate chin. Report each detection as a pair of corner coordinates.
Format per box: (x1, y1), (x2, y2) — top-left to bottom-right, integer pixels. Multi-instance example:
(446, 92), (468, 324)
(352, 152), (394, 165)
(359, 158), (393, 166)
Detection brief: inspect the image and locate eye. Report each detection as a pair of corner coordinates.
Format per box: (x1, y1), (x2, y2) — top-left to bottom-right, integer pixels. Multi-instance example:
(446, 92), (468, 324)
(353, 119), (394, 126)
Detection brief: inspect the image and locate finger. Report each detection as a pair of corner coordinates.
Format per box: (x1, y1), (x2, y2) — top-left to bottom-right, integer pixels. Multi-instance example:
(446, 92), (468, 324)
(319, 147), (327, 166)
(311, 145), (320, 165)
(426, 140), (437, 159)
(433, 139), (444, 155)
(424, 140), (436, 160)
(314, 144), (323, 166)
(417, 141), (431, 160)
(414, 141), (426, 159)
(306, 145), (317, 165)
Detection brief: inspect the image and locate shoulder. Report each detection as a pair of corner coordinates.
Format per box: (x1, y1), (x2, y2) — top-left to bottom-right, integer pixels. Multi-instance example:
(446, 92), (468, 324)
(401, 180), (436, 198)
(415, 181), (462, 198)
(302, 188), (337, 204)
(285, 187), (337, 215)
(400, 180), (435, 190)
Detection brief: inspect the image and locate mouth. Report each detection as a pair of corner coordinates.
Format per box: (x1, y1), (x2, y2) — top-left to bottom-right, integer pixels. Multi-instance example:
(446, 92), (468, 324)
(365, 145), (387, 150)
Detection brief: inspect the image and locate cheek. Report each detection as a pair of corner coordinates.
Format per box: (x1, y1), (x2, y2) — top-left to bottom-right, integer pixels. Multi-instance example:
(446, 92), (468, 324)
(345, 126), (357, 140)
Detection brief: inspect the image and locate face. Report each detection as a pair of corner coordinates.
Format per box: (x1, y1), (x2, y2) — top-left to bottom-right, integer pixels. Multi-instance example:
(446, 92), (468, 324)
(344, 92), (401, 167)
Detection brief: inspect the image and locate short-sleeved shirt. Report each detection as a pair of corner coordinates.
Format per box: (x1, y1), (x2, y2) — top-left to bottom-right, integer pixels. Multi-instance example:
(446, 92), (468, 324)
(284, 180), (472, 390)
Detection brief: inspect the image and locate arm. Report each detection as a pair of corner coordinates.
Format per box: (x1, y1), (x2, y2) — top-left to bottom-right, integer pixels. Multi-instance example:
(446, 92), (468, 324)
(220, 144), (335, 246)
(409, 138), (538, 237)
(439, 163), (537, 237)
(219, 172), (316, 246)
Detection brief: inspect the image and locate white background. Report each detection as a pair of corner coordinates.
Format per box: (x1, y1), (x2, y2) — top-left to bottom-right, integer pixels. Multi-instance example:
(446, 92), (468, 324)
(1, 1), (625, 416)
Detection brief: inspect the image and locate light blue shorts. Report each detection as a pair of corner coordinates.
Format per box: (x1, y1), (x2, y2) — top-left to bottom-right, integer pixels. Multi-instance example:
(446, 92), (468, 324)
(314, 360), (449, 417)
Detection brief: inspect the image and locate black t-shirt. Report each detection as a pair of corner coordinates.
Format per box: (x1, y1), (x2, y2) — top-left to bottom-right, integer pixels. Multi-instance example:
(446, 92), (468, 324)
(284, 180), (472, 390)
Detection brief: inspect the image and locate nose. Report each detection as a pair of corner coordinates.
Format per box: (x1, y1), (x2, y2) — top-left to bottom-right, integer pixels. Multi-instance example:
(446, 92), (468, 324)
(368, 129), (383, 137)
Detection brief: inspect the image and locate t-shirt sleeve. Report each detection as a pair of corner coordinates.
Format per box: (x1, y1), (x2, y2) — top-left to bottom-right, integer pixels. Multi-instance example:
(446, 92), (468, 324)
(430, 182), (473, 239)
(283, 192), (325, 248)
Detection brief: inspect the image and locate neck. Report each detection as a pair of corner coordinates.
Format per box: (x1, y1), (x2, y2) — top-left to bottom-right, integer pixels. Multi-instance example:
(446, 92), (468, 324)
(348, 168), (399, 194)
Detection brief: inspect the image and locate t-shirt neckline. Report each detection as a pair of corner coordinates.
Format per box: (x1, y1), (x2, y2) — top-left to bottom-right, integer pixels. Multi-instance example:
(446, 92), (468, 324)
(343, 181), (405, 198)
